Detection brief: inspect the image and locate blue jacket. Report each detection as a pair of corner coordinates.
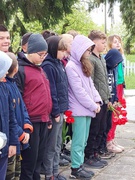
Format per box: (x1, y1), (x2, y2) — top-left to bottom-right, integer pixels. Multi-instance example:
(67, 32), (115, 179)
(42, 54), (68, 117)
(105, 49), (123, 103)
(0, 82), (18, 158)
(6, 77), (33, 153)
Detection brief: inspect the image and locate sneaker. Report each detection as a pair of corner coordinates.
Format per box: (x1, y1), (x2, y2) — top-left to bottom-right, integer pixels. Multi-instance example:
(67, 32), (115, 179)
(80, 165), (95, 177)
(70, 167), (92, 180)
(54, 174), (67, 180)
(84, 156), (105, 169)
(59, 156), (69, 166)
(94, 153), (108, 166)
(112, 140), (125, 151)
(98, 149), (112, 159)
(61, 153), (71, 162)
(107, 141), (122, 153)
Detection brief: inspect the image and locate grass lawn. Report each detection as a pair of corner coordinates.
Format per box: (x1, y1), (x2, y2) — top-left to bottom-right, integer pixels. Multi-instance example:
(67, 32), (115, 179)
(125, 54), (135, 62)
(125, 74), (135, 89)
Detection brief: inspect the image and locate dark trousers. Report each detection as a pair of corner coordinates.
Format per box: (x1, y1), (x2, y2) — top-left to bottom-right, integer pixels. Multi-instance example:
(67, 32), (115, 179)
(99, 110), (113, 151)
(43, 114), (64, 177)
(85, 103), (108, 158)
(0, 156), (8, 180)
(20, 122), (48, 180)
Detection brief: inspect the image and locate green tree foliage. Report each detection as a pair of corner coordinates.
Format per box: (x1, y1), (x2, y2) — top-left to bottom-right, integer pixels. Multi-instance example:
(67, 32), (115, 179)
(86, 0), (135, 54)
(0, 0), (78, 33)
(50, 6), (104, 35)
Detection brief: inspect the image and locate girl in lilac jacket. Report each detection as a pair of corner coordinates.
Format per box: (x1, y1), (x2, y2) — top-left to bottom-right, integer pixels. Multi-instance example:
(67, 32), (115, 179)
(65, 35), (102, 179)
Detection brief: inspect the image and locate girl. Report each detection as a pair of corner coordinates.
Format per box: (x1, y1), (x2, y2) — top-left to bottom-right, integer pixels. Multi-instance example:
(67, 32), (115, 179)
(106, 35), (126, 152)
(65, 35), (102, 180)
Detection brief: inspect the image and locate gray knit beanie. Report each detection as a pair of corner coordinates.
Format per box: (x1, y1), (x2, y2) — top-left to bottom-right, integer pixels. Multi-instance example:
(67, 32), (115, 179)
(27, 33), (48, 54)
(0, 51), (12, 79)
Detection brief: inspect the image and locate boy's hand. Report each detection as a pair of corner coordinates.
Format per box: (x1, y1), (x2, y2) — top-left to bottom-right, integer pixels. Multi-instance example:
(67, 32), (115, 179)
(8, 145), (16, 158)
(22, 133), (30, 144)
(107, 102), (112, 109)
(48, 124), (52, 129)
(55, 116), (60, 123)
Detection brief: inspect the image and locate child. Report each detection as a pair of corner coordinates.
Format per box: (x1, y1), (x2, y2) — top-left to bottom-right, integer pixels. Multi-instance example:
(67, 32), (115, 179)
(85, 30), (112, 167)
(66, 34), (102, 179)
(41, 36), (69, 180)
(0, 24), (10, 52)
(0, 51), (18, 180)
(106, 35), (126, 152)
(16, 33), (52, 180)
(101, 49), (124, 154)
(5, 52), (33, 180)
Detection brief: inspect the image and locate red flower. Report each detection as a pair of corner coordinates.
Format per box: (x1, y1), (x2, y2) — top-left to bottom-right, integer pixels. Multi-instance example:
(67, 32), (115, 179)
(66, 117), (75, 124)
(64, 110), (72, 117)
(120, 109), (127, 116)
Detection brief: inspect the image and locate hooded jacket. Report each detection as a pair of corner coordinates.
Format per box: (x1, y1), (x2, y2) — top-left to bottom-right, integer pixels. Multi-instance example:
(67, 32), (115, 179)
(42, 36), (68, 117)
(65, 35), (102, 118)
(0, 82), (18, 158)
(16, 52), (52, 123)
(6, 77), (33, 152)
(105, 49), (123, 102)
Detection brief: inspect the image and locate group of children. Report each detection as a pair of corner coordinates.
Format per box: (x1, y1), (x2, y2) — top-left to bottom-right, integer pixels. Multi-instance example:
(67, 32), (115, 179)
(0, 24), (126, 180)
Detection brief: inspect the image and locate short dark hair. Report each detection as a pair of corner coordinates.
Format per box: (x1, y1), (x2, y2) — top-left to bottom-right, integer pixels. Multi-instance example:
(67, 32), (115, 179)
(41, 30), (57, 40)
(0, 24), (8, 31)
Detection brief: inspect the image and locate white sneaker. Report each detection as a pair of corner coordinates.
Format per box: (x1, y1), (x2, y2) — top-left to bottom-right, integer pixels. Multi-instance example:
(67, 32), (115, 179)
(112, 140), (125, 151)
(107, 141), (122, 153)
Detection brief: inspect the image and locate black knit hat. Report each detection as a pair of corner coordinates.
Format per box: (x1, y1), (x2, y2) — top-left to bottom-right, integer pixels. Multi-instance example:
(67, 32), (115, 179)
(27, 33), (48, 54)
(21, 32), (33, 46)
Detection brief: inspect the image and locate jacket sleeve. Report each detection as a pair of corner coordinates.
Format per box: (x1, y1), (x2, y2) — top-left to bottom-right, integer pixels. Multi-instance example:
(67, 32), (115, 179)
(23, 103), (33, 133)
(66, 64), (98, 112)
(15, 66), (25, 96)
(8, 96), (18, 146)
(42, 64), (60, 117)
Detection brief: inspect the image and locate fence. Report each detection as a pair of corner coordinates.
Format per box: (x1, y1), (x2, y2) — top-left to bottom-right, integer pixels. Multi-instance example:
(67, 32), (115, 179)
(124, 60), (135, 76)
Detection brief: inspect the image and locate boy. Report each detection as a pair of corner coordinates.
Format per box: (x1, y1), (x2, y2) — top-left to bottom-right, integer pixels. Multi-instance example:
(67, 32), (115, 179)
(41, 36), (69, 180)
(0, 51), (18, 180)
(85, 30), (112, 168)
(5, 52), (33, 180)
(16, 33), (52, 180)
(0, 24), (10, 52)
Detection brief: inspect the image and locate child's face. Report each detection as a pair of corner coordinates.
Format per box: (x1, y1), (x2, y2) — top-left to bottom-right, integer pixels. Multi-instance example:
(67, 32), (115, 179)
(82, 47), (92, 59)
(57, 50), (67, 60)
(93, 38), (107, 53)
(0, 31), (11, 52)
(111, 37), (121, 50)
(28, 51), (47, 65)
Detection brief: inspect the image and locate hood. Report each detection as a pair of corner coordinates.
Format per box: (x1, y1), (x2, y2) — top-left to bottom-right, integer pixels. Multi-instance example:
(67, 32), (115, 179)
(17, 52), (36, 67)
(70, 35), (95, 64)
(105, 49), (123, 69)
(46, 36), (61, 59)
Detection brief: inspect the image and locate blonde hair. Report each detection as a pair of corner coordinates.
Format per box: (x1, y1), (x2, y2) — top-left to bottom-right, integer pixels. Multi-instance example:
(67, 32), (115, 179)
(107, 35), (124, 54)
(66, 30), (79, 38)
